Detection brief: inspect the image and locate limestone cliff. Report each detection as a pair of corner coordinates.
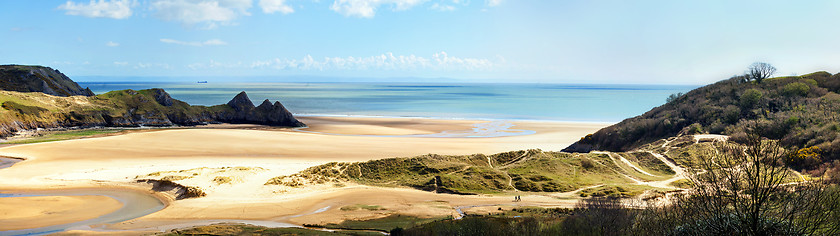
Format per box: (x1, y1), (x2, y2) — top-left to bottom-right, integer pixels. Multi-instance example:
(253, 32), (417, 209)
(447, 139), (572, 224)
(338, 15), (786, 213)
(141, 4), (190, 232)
(0, 65), (94, 96)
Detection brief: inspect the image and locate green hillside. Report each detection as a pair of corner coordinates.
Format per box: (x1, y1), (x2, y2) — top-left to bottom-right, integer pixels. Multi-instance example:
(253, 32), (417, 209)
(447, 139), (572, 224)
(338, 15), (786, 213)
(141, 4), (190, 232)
(266, 149), (677, 196)
(565, 71), (840, 171)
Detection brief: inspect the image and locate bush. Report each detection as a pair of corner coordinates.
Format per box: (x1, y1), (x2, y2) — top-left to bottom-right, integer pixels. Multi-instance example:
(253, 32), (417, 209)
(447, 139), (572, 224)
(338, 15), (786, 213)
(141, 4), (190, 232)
(782, 82), (810, 97)
(580, 159), (595, 169)
(740, 88), (763, 108)
(685, 123), (703, 135)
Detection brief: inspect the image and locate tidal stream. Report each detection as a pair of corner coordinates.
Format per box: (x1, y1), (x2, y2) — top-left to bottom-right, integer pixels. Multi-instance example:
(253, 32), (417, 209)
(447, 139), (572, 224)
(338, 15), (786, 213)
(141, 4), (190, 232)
(0, 157), (166, 236)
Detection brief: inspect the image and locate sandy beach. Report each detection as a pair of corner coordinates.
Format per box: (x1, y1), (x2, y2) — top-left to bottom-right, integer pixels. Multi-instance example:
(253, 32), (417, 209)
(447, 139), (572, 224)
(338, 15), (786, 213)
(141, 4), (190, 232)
(0, 116), (608, 233)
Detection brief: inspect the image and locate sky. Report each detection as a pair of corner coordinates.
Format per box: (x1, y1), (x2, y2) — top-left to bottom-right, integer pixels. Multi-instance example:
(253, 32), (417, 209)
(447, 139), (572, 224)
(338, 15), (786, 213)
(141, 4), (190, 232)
(2, 0), (840, 84)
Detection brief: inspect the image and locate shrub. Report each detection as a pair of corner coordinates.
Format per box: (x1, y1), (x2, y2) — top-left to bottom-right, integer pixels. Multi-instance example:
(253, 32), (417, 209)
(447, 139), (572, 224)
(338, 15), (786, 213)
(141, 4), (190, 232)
(685, 123), (703, 135)
(740, 88), (763, 108)
(782, 82), (810, 97)
(580, 159), (595, 169)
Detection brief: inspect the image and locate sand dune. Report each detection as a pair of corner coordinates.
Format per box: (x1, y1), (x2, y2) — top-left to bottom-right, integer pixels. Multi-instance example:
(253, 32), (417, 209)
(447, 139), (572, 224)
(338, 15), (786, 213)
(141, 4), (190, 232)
(0, 116), (607, 233)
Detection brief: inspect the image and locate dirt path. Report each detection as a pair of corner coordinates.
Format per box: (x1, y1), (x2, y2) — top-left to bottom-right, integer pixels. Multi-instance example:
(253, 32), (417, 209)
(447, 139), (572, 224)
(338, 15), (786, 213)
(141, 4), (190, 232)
(615, 153), (656, 176)
(591, 151), (647, 184)
(642, 151), (686, 189)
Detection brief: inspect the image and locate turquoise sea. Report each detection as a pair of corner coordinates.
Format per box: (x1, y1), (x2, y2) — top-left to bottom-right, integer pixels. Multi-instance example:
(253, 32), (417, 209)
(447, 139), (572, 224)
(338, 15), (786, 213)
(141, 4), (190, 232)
(78, 82), (697, 122)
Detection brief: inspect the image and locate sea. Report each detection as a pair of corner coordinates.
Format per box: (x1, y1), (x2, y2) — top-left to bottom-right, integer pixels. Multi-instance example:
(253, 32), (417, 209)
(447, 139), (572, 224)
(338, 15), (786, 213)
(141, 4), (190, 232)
(78, 82), (698, 123)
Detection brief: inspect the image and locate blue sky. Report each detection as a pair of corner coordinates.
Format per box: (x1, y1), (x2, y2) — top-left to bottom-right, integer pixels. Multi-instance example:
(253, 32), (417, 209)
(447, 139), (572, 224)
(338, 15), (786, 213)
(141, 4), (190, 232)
(2, 0), (840, 84)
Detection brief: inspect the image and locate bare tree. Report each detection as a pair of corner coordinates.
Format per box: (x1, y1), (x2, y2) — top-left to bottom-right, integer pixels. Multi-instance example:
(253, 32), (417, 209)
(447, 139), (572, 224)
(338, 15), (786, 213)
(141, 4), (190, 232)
(656, 132), (840, 235)
(748, 62), (777, 84)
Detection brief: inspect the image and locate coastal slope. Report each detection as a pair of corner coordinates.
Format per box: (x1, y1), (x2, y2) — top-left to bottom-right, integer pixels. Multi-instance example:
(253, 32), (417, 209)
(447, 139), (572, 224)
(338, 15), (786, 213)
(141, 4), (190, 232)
(0, 89), (304, 137)
(0, 66), (306, 137)
(564, 72), (840, 169)
(0, 65), (94, 97)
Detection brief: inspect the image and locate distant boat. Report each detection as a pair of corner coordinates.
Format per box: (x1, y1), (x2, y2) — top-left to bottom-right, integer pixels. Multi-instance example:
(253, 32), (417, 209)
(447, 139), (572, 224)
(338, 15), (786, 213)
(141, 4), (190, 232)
(197, 81), (208, 83)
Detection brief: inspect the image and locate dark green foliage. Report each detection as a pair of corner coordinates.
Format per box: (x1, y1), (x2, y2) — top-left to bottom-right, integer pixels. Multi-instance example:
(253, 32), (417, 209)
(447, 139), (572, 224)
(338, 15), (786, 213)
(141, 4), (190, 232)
(666, 92), (684, 103)
(782, 82), (810, 97)
(565, 71), (840, 170)
(739, 88), (762, 108)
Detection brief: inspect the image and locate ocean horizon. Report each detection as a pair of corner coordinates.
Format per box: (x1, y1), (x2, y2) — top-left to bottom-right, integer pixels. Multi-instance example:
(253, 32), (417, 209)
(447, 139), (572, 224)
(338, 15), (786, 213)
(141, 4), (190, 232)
(79, 82), (697, 123)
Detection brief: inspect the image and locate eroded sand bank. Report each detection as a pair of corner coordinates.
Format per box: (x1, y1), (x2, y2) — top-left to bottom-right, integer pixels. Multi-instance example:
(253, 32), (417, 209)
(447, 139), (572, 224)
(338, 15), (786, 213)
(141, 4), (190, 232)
(0, 116), (608, 233)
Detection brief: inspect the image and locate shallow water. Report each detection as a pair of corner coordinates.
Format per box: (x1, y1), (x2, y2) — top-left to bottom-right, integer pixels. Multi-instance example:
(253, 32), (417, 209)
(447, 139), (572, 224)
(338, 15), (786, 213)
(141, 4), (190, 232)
(0, 189), (165, 236)
(0, 157), (21, 170)
(294, 119), (537, 138)
(80, 82), (696, 122)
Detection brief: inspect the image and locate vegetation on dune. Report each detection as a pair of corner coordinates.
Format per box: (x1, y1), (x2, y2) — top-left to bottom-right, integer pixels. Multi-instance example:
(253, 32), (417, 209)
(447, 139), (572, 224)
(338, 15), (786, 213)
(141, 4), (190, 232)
(622, 152), (675, 175)
(308, 215), (448, 233)
(340, 204), (386, 211)
(266, 149), (673, 196)
(399, 133), (840, 236)
(577, 184), (663, 198)
(566, 66), (840, 173)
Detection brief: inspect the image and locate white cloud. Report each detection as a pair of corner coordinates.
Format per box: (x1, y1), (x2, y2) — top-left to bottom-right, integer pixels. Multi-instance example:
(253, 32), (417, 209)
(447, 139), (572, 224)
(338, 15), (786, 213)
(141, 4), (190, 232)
(259, 0), (294, 14)
(58, 0), (134, 19)
(150, 0), (253, 28)
(248, 52), (499, 71)
(330, 0), (428, 18)
(114, 61), (129, 66)
(135, 62), (173, 70)
(106, 41), (120, 47)
(430, 3), (454, 11)
(160, 38), (228, 46)
(486, 0), (501, 7)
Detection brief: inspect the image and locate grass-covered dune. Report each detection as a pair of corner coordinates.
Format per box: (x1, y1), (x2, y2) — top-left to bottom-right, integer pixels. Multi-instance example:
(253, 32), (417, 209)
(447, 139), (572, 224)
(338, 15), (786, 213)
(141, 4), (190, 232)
(266, 149), (674, 196)
(565, 71), (840, 171)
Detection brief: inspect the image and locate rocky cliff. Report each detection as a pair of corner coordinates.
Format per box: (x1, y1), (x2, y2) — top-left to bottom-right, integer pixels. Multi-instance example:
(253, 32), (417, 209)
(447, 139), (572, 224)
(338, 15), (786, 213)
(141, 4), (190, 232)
(218, 92), (305, 127)
(0, 65), (94, 96)
(0, 67), (305, 138)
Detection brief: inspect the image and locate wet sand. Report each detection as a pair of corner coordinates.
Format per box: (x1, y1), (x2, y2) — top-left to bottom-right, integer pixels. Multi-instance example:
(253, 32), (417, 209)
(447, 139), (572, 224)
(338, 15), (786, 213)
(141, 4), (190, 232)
(0, 195), (122, 231)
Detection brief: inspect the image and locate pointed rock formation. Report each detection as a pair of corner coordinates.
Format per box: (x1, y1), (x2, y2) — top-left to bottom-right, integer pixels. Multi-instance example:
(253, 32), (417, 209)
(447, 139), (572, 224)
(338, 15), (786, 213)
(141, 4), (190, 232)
(218, 91), (304, 127)
(257, 99), (273, 110)
(227, 91), (255, 111)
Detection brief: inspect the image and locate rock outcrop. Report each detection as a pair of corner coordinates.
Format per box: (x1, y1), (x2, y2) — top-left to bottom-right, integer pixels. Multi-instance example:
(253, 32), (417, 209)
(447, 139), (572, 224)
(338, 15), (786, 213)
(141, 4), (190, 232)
(136, 179), (207, 200)
(217, 91), (305, 127)
(0, 65), (94, 96)
(0, 74), (305, 138)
